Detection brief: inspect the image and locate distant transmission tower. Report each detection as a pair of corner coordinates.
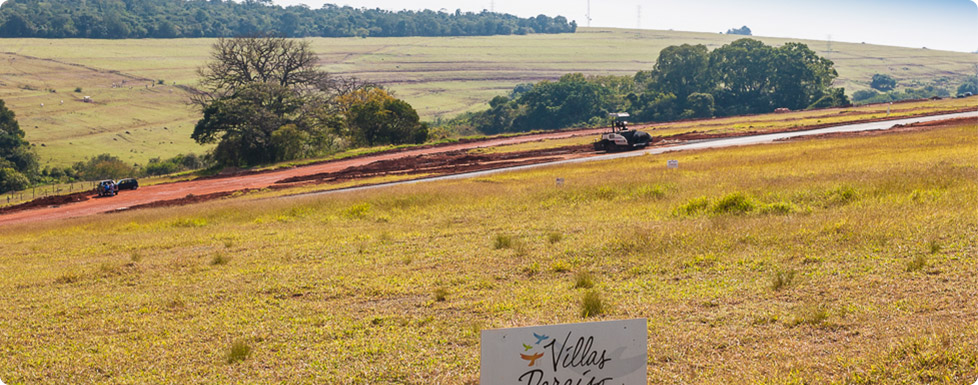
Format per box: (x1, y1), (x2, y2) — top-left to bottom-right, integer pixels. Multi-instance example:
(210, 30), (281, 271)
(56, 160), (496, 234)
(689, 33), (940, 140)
(827, 34), (833, 61)
(586, 0), (592, 27)
(637, 5), (642, 29)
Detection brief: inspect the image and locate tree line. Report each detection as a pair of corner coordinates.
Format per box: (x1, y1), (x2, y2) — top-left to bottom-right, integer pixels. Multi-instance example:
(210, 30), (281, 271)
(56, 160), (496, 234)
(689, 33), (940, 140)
(0, 0), (576, 39)
(451, 39), (849, 135)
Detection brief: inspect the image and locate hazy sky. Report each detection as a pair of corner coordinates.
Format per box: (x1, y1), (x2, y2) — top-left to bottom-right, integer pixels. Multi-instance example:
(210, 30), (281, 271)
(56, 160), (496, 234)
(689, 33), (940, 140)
(273, 0), (978, 52)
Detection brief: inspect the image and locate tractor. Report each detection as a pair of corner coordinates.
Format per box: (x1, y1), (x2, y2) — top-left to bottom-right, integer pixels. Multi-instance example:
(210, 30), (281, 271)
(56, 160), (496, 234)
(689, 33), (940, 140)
(593, 113), (652, 152)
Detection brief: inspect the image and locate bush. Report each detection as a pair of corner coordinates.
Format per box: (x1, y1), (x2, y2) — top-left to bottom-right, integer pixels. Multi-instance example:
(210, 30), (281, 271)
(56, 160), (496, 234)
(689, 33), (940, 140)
(0, 167), (30, 193)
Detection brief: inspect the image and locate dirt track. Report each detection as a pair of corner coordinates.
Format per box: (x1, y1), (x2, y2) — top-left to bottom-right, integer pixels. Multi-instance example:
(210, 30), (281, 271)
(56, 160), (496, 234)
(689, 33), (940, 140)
(1, 110), (974, 227)
(0, 129), (605, 226)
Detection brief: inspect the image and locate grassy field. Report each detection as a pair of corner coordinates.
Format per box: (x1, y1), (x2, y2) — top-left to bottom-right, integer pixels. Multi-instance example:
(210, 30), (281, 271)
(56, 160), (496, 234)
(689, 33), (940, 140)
(2, 28), (976, 168)
(1, 118), (975, 383)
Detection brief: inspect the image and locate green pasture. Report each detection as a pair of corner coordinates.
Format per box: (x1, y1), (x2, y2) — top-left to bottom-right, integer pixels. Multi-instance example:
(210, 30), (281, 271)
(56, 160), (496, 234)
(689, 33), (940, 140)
(1, 28), (975, 167)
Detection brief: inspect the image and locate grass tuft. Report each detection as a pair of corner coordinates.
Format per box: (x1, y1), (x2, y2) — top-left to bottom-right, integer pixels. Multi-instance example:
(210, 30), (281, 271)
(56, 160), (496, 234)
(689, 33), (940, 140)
(211, 252), (229, 266)
(546, 231), (563, 244)
(343, 203), (371, 219)
(433, 287), (448, 302)
(54, 272), (80, 284)
(927, 240), (941, 254)
(492, 234), (514, 249)
(226, 339), (252, 364)
(712, 192), (756, 214)
(580, 290), (605, 318)
(906, 254), (927, 272)
(674, 196), (710, 216)
(788, 304), (830, 328)
(771, 269), (796, 291)
(573, 271), (595, 289)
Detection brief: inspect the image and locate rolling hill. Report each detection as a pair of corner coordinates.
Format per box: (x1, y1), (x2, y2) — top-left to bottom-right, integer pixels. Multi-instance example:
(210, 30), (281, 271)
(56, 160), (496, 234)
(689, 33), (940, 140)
(1, 27), (975, 167)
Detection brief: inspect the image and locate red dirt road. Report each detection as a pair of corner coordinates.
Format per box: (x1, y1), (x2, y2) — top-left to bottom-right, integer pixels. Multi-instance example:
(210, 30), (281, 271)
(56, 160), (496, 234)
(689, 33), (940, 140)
(0, 128), (605, 227)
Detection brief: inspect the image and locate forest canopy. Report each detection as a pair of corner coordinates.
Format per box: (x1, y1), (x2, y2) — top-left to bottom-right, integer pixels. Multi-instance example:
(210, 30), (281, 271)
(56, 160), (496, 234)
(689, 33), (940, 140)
(0, 0), (576, 39)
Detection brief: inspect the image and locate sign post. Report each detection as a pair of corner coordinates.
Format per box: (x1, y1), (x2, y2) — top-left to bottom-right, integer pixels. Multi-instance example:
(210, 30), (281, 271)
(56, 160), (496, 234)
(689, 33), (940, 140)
(480, 318), (647, 385)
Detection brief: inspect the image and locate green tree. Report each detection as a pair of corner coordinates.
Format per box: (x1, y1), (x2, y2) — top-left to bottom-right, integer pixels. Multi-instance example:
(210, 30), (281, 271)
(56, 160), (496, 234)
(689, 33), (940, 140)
(0, 98), (37, 192)
(650, 44), (712, 110)
(513, 73), (615, 131)
(71, 154), (135, 181)
(0, 166), (29, 193)
(870, 74), (897, 91)
(957, 76), (978, 95)
(709, 39), (776, 114)
(342, 88), (428, 146)
(192, 37), (341, 166)
(684, 93), (715, 118)
(769, 42), (838, 110)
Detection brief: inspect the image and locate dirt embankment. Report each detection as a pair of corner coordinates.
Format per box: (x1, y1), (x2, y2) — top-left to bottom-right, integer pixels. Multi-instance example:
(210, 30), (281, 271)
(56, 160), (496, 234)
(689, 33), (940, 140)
(277, 145), (593, 184)
(0, 191), (92, 215)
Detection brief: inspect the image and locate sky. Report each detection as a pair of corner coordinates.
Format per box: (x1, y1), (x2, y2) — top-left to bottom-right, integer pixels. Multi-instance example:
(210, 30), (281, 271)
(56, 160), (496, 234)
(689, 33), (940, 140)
(272, 0), (978, 53)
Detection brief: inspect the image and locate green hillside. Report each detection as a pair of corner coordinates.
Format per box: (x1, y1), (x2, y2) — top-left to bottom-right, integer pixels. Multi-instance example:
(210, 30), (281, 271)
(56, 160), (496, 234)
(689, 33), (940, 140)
(1, 28), (975, 167)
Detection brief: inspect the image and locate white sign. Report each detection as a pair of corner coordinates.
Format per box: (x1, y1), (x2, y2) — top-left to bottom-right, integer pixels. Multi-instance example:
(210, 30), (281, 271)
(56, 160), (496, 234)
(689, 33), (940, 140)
(481, 318), (647, 385)
(556, 178), (565, 187)
(667, 160), (678, 169)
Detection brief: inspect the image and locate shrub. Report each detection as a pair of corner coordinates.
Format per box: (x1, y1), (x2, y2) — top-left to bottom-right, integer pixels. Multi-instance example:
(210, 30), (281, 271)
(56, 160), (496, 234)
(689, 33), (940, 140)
(74, 87), (82, 93)
(580, 290), (605, 318)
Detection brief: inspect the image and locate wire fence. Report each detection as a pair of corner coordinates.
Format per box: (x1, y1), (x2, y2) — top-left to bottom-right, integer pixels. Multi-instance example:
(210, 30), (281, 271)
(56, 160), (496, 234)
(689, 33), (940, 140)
(3, 181), (98, 208)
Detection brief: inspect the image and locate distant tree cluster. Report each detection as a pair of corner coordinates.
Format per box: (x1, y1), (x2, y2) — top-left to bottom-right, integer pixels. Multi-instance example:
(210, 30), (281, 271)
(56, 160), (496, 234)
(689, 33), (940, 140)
(870, 74), (897, 91)
(725, 26), (752, 36)
(850, 73), (976, 104)
(0, 0), (576, 39)
(451, 39), (848, 135)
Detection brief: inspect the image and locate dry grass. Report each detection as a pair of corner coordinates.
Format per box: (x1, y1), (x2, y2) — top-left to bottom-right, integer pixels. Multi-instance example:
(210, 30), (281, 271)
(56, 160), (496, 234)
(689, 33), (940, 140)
(0, 120), (975, 383)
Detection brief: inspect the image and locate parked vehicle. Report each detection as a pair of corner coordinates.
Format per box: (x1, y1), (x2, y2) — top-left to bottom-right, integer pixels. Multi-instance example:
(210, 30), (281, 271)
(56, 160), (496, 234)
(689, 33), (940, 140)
(117, 178), (139, 190)
(96, 180), (118, 197)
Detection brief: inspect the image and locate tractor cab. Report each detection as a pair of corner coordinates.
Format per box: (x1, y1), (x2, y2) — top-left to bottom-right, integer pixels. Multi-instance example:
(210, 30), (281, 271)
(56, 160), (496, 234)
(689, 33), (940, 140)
(593, 112), (652, 152)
